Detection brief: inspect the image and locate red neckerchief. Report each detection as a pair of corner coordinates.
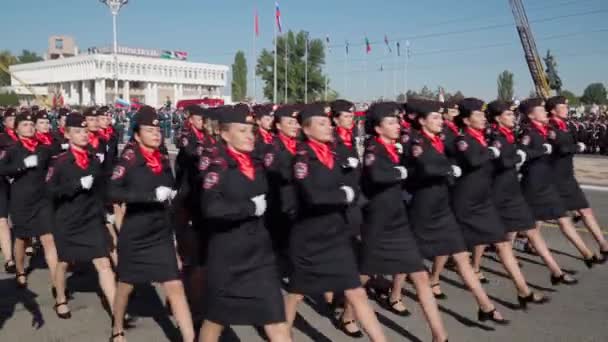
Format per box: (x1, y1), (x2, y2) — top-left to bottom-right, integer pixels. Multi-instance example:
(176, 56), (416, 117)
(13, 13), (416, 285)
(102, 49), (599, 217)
(20, 136), (39, 152)
(445, 120), (459, 135)
(35, 132), (53, 146)
(6, 128), (18, 141)
(258, 128), (274, 145)
(336, 126), (353, 149)
(278, 132), (297, 155)
(466, 127), (488, 147)
(88, 131), (100, 149)
(58, 126), (65, 137)
(421, 130), (444, 154)
(497, 125), (515, 144)
(226, 146), (255, 180)
(375, 136), (399, 163)
(191, 126), (204, 142)
(98, 127), (111, 141)
(107, 125), (115, 137)
(531, 120), (548, 138)
(139, 145), (163, 174)
(401, 120), (411, 130)
(551, 117), (568, 132)
(71, 145), (89, 170)
(307, 139), (334, 169)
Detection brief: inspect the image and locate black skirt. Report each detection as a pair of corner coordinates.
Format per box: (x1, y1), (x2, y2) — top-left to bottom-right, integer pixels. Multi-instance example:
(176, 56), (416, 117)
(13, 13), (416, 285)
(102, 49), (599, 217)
(554, 177), (589, 211)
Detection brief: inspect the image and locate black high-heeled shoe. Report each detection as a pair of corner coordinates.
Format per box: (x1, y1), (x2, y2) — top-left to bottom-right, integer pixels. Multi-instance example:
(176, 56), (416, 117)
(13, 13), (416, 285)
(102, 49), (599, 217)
(550, 273), (578, 286)
(54, 302), (72, 319)
(15, 273), (27, 289)
(475, 271), (489, 284)
(478, 308), (510, 325)
(430, 283), (447, 299)
(4, 260), (16, 274)
(583, 255), (605, 269)
(109, 331), (125, 342)
(383, 298), (411, 317)
(337, 317), (364, 338)
(518, 292), (550, 310)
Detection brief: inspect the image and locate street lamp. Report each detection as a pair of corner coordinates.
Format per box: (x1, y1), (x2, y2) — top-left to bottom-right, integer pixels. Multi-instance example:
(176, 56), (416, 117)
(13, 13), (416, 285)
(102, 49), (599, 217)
(99, 0), (129, 104)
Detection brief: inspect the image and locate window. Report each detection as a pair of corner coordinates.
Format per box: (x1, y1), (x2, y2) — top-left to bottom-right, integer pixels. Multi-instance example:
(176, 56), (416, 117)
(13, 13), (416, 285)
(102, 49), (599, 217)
(55, 38), (64, 50)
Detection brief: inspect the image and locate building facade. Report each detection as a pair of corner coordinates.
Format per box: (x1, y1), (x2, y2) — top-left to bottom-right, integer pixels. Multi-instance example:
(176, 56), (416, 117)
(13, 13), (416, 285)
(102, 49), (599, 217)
(8, 50), (229, 107)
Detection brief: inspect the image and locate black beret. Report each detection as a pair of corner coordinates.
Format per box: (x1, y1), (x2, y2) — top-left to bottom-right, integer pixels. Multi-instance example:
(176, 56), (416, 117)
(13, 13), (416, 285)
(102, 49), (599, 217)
(31, 105), (40, 112)
(365, 102), (401, 135)
(330, 99), (355, 117)
(458, 98), (486, 118)
(185, 105), (201, 116)
(3, 107), (16, 118)
(444, 99), (460, 111)
(83, 107), (98, 117)
(274, 105), (300, 120)
(297, 103), (331, 123)
(406, 98), (443, 116)
(65, 113), (87, 128)
(202, 107), (219, 120)
(252, 104), (274, 118)
(486, 100), (516, 118)
(58, 108), (70, 118)
(135, 106), (160, 127)
(33, 110), (49, 122)
(218, 105), (255, 125)
(15, 111), (34, 127)
(518, 98), (545, 116)
(97, 106), (110, 115)
(545, 96), (567, 112)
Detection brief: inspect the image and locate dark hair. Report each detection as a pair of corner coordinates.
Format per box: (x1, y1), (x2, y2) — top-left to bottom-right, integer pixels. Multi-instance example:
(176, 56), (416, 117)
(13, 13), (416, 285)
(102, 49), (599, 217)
(412, 111), (434, 130)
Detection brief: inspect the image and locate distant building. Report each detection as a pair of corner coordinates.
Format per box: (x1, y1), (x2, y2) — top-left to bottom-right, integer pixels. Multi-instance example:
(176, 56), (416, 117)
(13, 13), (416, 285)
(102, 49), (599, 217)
(6, 37), (229, 107)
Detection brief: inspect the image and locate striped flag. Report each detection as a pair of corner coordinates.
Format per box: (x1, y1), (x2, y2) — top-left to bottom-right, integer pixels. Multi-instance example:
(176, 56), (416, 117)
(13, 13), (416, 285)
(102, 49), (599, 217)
(255, 9), (259, 37)
(345, 40), (349, 55)
(365, 36), (371, 54)
(396, 41), (401, 56)
(275, 2), (282, 33)
(384, 35), (392, 53)
(326, 35), (331, 53)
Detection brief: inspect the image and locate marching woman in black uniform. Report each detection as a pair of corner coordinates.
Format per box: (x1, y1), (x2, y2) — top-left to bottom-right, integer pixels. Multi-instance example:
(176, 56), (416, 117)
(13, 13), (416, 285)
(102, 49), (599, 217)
(46, 113), (116, 319)
(546, 96), (608, 260)
(441, 100), (460, 159)
(517, 98), (599, 278)
(0, 108), (18, 273)
(357, 103), (448, 342)
(0, 112), (59, 290)
(252, 104), (276, 161)
(487, 100), (576, 286)
(198, 106), (291, 342)
(109, 106), (194, 342)
(284, 104), (387, 342)
(404, 99), (508, 324)
(34, 110), (61, 156)
(51, 108), (69, 152)
(451, 98), (547, 307)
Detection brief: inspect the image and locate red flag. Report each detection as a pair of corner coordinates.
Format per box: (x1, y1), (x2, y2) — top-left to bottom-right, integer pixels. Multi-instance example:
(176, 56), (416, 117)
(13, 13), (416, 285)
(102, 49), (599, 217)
(365, 37), (371, 54)
(254, 9), (259, 37)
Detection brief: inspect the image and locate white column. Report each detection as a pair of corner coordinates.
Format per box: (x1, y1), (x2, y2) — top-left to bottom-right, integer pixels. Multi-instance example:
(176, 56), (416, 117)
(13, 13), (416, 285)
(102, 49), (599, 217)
(197, 85), (202, 98)
(94, 80), (102, 105)
(70, 82), (78, 105)
(152, 83), (159, 107)
(145, 82), (151, 105)
(173, 84), (179, 105)
(178, 84), (183, 101)
(123, 80), (130, 100)
(100, 79), (107, 105)
(82, 81), (92, 105)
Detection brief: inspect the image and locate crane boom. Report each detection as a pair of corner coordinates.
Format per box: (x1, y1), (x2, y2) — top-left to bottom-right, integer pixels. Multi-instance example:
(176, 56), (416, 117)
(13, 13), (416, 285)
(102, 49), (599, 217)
(508, 0), (551, 99)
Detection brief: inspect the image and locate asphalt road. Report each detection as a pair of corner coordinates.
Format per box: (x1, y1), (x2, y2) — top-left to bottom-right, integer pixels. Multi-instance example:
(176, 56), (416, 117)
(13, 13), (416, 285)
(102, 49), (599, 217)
(1, 189), (607, 342)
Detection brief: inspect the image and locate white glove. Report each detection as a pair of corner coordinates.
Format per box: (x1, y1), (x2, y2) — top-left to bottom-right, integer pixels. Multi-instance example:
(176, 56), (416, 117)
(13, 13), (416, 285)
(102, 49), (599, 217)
(23, 155), (38, 168)
(577, 142), (586, 153)
(451, 165), (462, 178)
(344, 157), (359, 169)
(96, 153), (105, 163)
(61, 143), (69, 150)
(340, 185), (355, 204)
(250, 194), (267, 217)
(170, 190), (177, 200)
(542, 143), (553, 155)
(80, 175), (94, 190)
(488, 146), (501, 159)
(154, 186), (173, 202)
(516, 149), (527, 169)
(395, 166), (408, 180)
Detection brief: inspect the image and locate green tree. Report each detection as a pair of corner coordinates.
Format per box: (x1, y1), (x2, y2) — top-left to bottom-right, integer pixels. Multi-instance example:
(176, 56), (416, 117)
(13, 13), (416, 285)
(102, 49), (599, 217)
(0, 92), (19, 106)
(0, 50), (18, 86)
(497, 70), (515, 102)
(231, 51), (248, 102)
(581, 83), (607, 105)
(448, 90), (465, 103)
(256, 30), (328, 103)
(560, 90), (580, 106)
(17, 50), (43, 64)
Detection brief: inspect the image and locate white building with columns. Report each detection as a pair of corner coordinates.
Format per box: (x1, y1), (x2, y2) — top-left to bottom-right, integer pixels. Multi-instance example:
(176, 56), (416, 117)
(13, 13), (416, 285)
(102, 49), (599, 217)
(8, 50), (229, 107)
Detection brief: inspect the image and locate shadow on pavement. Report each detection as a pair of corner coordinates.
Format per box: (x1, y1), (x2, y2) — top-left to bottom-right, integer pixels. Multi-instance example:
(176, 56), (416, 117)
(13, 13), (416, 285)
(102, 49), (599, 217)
(0, 278), (44, 330)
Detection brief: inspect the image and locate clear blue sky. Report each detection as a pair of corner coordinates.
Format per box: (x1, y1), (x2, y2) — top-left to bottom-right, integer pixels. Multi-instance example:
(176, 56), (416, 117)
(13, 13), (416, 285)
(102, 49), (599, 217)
(1, 0), (607, 102)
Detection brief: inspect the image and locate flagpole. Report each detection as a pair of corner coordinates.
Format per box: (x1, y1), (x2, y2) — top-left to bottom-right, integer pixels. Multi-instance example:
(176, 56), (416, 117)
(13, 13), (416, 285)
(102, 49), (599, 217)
(404, 40), (410, 101)
(344, 47), (348, 99)
(364, 54), (368, 102)
(304, 33), (308, 104)
(393, 45), (397, 100)
(252, 9), (257, 102)
(324, 38), (328, 101)
(273, 5), (277, 104)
